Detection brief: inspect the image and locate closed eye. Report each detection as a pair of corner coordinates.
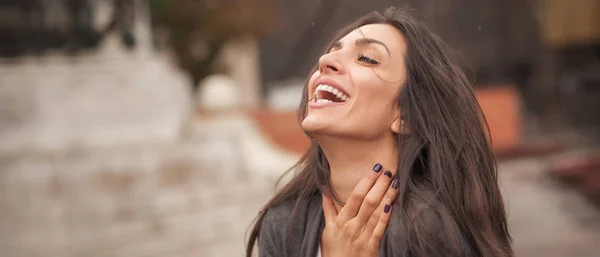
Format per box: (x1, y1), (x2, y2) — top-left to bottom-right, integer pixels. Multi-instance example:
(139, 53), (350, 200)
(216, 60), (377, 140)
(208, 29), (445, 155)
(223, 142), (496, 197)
(357, 53), (380, 65)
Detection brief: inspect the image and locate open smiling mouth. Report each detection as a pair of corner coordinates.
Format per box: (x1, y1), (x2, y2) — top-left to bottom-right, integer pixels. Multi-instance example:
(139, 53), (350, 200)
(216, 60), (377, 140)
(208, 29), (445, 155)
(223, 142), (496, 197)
(314, 84), (350, 103)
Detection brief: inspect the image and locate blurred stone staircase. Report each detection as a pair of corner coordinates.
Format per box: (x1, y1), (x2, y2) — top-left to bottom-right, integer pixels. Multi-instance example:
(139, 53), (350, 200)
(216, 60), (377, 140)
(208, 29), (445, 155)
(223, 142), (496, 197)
(0, 3), (292, 256)
(0, 52), (192, 154)
(0, 139), (277, 257)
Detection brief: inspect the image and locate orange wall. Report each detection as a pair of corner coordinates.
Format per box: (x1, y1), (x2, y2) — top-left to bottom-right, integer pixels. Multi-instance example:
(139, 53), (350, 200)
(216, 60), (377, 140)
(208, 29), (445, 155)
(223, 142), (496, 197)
(476, 86), (521, 153)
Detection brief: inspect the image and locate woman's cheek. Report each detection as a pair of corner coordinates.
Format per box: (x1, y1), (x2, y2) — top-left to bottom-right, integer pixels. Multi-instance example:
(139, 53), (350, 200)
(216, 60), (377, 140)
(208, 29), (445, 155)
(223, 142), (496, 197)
(353, 68), (379, 86)
(307, 72), (320, 94)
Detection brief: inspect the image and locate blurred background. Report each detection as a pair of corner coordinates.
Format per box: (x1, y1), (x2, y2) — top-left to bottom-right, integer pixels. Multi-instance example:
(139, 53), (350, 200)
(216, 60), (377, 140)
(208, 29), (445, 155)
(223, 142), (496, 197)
(0, 0), (599, 256)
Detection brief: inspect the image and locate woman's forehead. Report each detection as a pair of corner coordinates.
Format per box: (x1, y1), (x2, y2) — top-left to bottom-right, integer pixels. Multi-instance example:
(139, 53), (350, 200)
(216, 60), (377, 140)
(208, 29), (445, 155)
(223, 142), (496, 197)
(339, 24), (407, 53)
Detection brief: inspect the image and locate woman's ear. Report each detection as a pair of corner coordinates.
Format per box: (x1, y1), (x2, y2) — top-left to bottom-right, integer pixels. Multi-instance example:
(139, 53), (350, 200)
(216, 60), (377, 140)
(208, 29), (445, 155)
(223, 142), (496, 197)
(391, 115), (409, 135)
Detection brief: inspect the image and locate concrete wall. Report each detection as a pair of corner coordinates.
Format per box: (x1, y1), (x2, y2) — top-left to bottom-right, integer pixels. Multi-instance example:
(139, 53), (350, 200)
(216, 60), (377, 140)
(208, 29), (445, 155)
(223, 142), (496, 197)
(0, 55), (192, 154)
(0, 3), (290, 256)
(0, 140), (276, 257)
(0, 0), (192, 154)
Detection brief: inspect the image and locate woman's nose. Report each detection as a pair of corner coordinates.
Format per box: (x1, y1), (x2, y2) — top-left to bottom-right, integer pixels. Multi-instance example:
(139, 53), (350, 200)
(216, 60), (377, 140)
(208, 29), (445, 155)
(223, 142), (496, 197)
(318, 53), (343, 74)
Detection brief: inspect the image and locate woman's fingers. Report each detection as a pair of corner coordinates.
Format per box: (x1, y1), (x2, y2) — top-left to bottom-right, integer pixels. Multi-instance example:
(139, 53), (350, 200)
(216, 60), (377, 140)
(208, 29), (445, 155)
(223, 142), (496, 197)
(354, 170), (394, 225)
(370, 203), (392, 244)
(363, 178), (399, 236)
(322, 191), (338, 225)
(336, 163), (383, 222)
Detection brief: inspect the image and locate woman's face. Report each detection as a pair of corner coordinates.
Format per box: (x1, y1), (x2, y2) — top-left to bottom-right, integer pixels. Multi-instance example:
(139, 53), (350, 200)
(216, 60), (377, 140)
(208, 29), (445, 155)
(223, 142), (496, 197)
(302, 24), (408, 139)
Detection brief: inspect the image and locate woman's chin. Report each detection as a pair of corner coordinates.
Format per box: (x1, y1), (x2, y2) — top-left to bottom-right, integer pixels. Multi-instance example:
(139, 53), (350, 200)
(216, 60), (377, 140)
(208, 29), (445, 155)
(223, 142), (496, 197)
(300, 119), (318, 133)
(301, 118), (330, 134)
(302, 115), (358, 138)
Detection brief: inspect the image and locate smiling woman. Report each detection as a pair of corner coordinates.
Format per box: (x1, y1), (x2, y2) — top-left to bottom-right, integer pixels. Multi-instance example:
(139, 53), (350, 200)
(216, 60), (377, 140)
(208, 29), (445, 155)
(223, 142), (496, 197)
(247, 7), (513, 257)
(302, 23), (407, 140)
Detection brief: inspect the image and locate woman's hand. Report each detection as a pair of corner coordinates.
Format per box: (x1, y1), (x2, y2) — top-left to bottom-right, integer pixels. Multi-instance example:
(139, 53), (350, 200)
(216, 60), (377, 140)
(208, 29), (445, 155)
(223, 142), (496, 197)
(320, 163), (399, 257)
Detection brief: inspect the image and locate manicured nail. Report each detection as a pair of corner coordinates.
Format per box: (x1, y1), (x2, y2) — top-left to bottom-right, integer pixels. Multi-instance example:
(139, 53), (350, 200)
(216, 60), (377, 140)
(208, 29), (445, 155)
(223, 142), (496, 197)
(384, 204), (391, 213)
(383, 171), (392, 178)
(372, 163), (382, 173)
(392, 179), (399, 189)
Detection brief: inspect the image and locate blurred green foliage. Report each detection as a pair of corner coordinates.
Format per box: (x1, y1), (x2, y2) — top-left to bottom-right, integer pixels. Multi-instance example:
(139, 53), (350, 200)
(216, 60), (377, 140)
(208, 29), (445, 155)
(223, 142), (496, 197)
(150, 0), (279, 88)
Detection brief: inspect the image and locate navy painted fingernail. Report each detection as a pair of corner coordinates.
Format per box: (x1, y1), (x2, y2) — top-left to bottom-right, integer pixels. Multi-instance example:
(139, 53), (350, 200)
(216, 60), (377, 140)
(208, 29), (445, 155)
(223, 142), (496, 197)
(373, 163), (382, 173)
(392, 179), (399, 189)
(384, 171), (392, 178)
(384, 204), (391, 213)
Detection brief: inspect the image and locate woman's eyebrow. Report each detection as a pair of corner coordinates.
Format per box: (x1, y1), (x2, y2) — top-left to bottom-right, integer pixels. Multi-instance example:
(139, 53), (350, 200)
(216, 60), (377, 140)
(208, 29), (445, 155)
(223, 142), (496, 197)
(355, 38), (391, 57)
(331, 38), (391, 58)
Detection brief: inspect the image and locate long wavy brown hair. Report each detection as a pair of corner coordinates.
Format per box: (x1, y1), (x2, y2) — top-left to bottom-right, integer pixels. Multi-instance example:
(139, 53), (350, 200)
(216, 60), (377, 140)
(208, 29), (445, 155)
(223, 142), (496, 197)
(247, 7), (513, 257)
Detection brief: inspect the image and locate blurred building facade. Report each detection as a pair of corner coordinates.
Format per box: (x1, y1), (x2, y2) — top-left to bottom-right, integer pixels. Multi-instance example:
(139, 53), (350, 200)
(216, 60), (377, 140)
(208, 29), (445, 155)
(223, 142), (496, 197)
(0, 0), (191, 153)
(0, 1), (599, 257)
(0, 1), (271, 256)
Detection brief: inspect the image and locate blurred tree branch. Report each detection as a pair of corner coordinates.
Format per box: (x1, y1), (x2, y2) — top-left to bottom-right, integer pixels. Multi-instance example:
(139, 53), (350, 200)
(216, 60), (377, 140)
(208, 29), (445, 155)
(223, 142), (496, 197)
(150, 0), (280, 89)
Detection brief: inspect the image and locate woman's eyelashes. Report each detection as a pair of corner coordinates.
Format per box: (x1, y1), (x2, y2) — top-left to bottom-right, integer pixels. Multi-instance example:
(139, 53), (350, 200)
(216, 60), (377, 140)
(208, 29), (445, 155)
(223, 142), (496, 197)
(357, 53), (380, 65)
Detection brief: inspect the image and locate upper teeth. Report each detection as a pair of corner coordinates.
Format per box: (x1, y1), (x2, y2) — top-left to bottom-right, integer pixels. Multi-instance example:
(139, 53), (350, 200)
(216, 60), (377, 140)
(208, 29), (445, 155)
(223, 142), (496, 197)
(315, 84), (349, 102)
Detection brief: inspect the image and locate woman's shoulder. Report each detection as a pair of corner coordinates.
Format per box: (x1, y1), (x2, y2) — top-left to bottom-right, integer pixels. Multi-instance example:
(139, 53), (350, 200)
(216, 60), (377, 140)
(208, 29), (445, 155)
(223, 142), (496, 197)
(259, 194), (323, 256)
(263, 193), (322, 222)
(258, 197), (298, 256)
(262, 197), (298, 225)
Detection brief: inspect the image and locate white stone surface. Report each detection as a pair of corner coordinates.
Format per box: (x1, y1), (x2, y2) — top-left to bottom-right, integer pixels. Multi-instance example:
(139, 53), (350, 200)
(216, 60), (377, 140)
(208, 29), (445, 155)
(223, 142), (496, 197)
(196, 74), (240, 112)
(266, 78), (305, 111)
(219, 37), (262, 108)
(191, 113), (300, 178)
(500, 157), (600, 257)
(0, 2), (298, 256)
(0, 56), (192, 154)
(0, 139), (279, 257)
(0, 1), (192, 154)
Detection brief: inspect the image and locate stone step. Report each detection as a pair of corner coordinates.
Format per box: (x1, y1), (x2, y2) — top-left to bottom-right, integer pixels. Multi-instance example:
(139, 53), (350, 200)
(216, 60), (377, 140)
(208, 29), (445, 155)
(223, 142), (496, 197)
(0, 55), (191, 154)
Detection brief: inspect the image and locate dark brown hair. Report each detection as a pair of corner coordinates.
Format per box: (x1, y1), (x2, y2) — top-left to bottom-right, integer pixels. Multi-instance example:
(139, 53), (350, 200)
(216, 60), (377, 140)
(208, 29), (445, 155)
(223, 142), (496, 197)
(247, 7), (512, 257)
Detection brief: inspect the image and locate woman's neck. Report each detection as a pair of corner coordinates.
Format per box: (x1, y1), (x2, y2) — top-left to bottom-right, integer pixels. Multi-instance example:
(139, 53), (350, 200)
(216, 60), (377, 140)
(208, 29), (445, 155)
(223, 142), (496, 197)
(318, 135), (398, 211)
